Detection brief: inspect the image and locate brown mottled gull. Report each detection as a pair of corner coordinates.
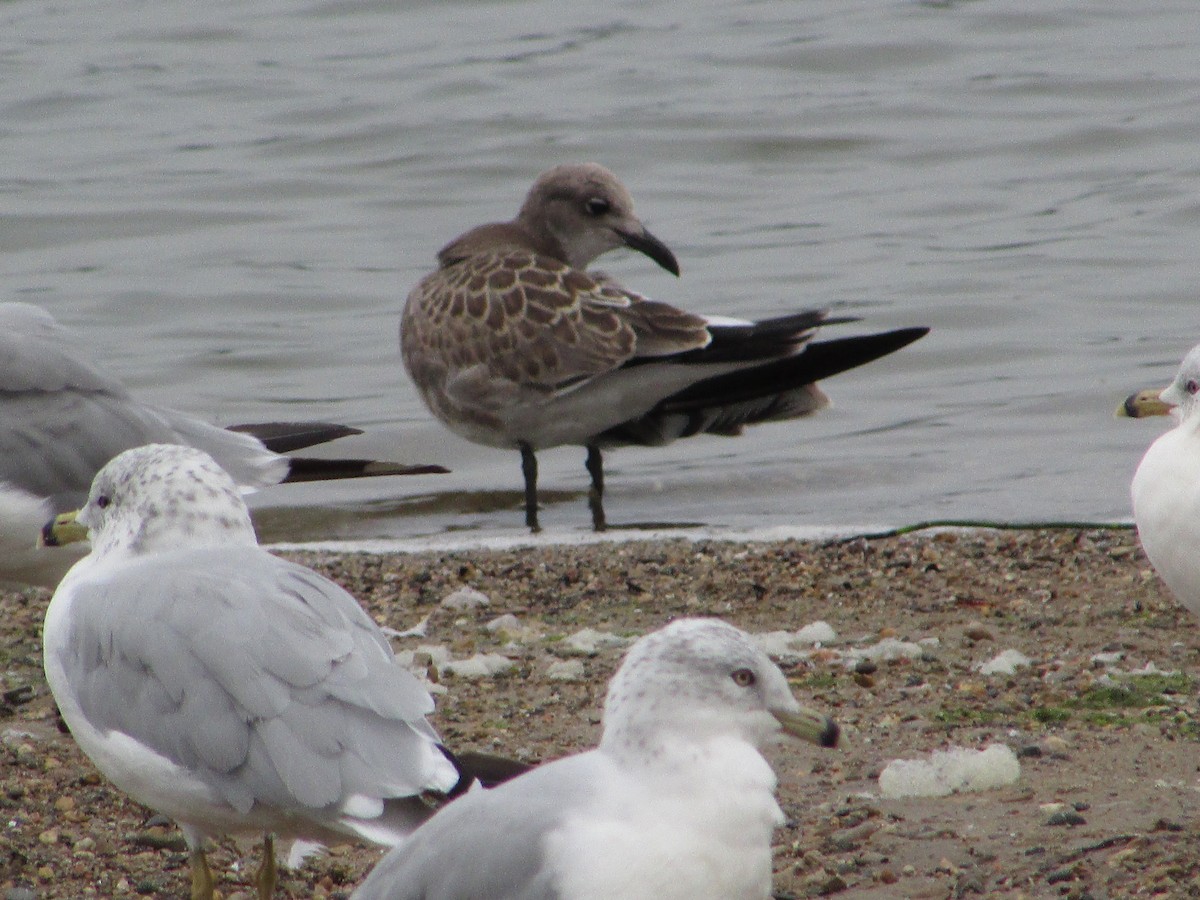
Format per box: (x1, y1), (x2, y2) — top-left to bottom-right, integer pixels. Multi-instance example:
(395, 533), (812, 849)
(401, 163), (927, 532)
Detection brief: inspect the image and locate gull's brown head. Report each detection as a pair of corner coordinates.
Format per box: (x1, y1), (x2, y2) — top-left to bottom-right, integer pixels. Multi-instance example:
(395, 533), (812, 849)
(516, 163), (680, 276)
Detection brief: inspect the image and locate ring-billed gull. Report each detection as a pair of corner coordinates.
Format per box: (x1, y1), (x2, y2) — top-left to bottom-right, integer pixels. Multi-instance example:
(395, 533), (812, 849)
(401, 162), (928, 532)
(0, 302), (446, 587)
(41, 444), (481, 899)
(350, 617), (839, 900)
(1123, 344), (1200, 615)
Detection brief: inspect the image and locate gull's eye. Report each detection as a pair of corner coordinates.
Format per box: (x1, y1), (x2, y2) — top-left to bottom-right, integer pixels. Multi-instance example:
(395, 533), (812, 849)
(95, 495), (111, 509)
(731, 668), (756, 687)
(1187, 379), (1199, 396)
(584, 197), (610, 216)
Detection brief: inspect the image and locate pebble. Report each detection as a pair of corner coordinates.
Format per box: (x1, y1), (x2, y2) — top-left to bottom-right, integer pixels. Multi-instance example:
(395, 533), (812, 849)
(1045, 810), (1087, 827)
(1043, 735), (1071, 755)
(755, 622), (838, 659)
(6, 889), (37, 900)
(440, 587), (490, 611)
(964, 622), (994, 642)
(977, 649), (1032, 676)
(546, 659), (585, 682)
(555, 628), (628, 657)
(486, 614), (522, 634)
(844, 637), (933, 669)
(440, 653), (513, 679)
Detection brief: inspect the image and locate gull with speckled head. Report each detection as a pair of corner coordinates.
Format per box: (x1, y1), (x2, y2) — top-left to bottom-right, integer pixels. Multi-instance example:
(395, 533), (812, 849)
(401, 163), (928, 532)
(351, 618), (839, 900)
(1, 302), (447, 589)
(1122, 344), (1200, 617)
(41, 444), (497, 900)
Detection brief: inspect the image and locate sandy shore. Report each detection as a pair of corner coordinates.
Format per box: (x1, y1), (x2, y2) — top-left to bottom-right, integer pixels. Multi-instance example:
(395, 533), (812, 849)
(4, 527), (1200, 898)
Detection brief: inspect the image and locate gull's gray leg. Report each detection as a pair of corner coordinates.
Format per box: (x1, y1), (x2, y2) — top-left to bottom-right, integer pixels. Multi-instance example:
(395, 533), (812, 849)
(255, 833), (277, 899)
(519, 442), (542, 533)
(585, 444), (607, 531)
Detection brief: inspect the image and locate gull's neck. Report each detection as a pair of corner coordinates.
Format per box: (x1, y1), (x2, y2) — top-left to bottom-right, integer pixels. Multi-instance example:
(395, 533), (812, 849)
(91, 510), (257, 560)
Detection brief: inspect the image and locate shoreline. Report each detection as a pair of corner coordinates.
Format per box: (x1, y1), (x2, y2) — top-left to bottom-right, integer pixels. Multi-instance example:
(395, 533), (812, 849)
(5, 527), (1199, 898)
(261, 518), (1137, 558)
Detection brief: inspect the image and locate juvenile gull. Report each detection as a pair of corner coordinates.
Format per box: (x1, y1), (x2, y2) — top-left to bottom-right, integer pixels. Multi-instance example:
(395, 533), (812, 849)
(40, 444), (494, 899)
(0, 302), (446, 587)
(1123, 344), (1200, 617)
(401, 163), (928, 532)
(351, 617), (839, 900)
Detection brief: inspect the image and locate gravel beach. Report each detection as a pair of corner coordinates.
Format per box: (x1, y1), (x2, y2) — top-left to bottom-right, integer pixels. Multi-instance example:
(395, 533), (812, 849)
(3, 527), (1199, 899)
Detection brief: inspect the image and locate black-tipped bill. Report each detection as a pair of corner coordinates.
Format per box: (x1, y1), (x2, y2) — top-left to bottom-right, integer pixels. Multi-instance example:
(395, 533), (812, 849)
(774, 704), (840, 748)
(39, 510), (88, 548)
(620, 227), (680, 277)
(1117, 387), (1173, 419)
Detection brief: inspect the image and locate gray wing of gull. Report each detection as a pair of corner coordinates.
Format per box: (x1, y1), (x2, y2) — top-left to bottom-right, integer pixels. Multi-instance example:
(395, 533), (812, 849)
(352, 753), (608, 900)
(0, 303), (285, 507)
(53, 547), (450, 822)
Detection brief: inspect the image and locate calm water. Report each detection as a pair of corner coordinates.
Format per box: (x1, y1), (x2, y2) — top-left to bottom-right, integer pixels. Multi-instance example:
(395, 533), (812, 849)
(3, 0), (1196, 541)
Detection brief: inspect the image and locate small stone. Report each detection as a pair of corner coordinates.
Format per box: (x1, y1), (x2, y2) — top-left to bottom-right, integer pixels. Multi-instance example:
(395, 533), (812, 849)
(546, 659), (585, 682)
(54, 796), (75, 813)
(556, 628), (628, 657)
(854, 659), (877, 675)
(1017, 744), (1043, 758)
(6, 888), (37, 900)
(964, 623), (993, 642)
(1153, 818), (1184, 832)
(38, 828), (58, 845)
(817, 874), (847, 895)
(1043, 735), (1071, 756)
(441, 653), (513, 679)
(440, 587), (490, 611)
(486, 614), (521, 634)
(1045, 810), (1086, 827)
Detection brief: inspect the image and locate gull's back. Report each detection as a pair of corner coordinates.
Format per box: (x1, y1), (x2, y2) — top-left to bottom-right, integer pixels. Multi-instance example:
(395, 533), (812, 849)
(0, 302), (285, 509)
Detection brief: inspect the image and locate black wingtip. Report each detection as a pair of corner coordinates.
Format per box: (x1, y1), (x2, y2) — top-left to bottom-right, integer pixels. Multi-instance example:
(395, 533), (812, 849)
(227, 421), (364, 454)
(281, 458), (449, 483)
(441, 747), (533, 797)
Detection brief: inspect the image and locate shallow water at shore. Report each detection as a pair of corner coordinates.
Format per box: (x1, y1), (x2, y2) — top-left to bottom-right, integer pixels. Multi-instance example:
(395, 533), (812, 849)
(3, 1), (1194, 538)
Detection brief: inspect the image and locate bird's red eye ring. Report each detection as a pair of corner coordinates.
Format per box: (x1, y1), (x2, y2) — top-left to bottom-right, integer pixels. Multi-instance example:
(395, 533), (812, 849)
(1187, 379), (1199, 396)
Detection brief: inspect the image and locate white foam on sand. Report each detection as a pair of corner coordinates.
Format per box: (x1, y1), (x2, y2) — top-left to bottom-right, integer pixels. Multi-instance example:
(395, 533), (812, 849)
(879, 744), (1020, 799)
(976, 648), (1032, 676)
